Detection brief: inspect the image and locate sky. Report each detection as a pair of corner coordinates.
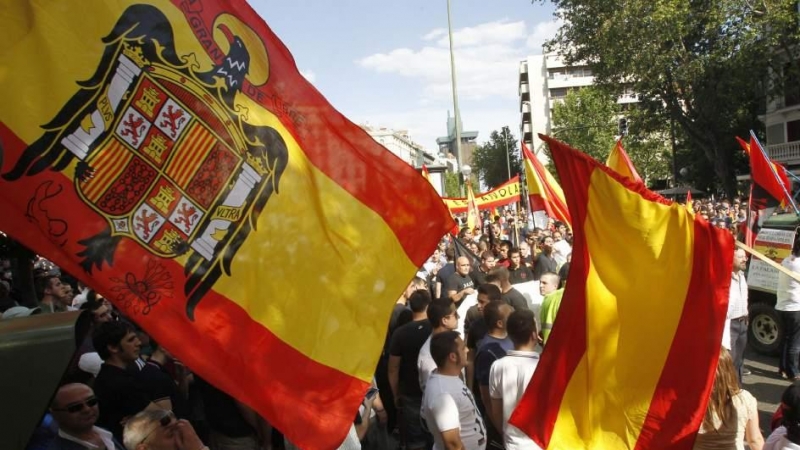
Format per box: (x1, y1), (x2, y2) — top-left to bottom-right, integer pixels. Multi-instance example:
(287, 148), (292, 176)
(249, 0), (559, 154)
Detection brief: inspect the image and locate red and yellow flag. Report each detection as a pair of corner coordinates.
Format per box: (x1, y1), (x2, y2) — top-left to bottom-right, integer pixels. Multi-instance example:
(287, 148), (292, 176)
(421, 164), (432, 183)
(686, 190), (694, 213)
(0, 2), (453, 448)
(466, 181), (480, 230)
(605, 139), (642, 183)
(443, 175), (520, 212)
(737, 135), (793, 209)
(510, 135), (733, 449)
(522, 141), (571, 226)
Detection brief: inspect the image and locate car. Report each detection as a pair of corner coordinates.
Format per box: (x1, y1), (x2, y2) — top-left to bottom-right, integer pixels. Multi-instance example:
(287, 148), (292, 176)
(747, 213), (799, 355)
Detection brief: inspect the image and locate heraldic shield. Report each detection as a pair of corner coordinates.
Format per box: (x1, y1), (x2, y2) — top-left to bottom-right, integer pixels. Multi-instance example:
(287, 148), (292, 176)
(2, 5), (289, 320)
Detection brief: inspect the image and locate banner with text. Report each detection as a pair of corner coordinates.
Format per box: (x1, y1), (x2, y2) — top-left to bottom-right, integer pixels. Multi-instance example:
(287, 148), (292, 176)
(444, 176), (520, 213)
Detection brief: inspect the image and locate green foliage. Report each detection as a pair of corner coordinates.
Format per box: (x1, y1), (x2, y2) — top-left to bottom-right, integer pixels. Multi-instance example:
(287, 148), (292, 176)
(539, 0), (783, 196)
(471, 126), (523, 189)
(443, 171), (461, 197)
(551, 86), (672, 185)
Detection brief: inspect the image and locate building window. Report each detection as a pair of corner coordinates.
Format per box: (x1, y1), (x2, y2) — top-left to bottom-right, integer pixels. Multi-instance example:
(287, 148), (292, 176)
(767, 123), (786, 144)
(550, 87), (568, 99)
(787, 120), (800, 142)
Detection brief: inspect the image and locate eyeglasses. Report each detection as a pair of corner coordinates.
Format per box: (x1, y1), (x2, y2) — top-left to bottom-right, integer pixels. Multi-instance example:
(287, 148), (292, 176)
(139, 410), (176, 445)
(53, 397), (98, 413)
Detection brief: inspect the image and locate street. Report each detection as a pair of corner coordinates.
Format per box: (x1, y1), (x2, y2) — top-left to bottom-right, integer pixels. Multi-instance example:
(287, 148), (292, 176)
(744, 347), (792, 435)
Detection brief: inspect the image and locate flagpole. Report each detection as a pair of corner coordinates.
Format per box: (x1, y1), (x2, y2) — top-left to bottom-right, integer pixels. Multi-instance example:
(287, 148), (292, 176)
(750, 130), (800, 215)
(446, 0), (464, 195)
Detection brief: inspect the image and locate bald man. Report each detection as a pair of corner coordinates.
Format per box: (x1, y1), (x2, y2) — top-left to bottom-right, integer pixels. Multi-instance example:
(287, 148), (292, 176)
(446, 256), (476, 307)
(48, 383), (125, 450)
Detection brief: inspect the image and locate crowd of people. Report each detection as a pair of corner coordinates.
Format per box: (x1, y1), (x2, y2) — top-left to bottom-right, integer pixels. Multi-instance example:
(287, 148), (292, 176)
(4, 195), (800, 450)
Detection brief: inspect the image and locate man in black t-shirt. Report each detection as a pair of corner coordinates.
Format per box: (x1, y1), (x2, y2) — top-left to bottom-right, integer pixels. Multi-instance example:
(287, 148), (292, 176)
(486, 267), (529, 312)
(434, 247), (456, 300)
(446, 256), (475, 307)
(388, 290), (433, 450)
(469, 251), (496, 286)
(92, 321), (167, 441)
(508, 247), (535, 285)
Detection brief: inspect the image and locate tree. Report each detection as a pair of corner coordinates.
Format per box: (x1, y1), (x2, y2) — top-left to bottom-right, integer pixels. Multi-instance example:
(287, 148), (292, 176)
(443, 171), (460, 197)
(540, 0), (783, 197)
(471, 127), (523, 189)
(551, 86), (672, 184)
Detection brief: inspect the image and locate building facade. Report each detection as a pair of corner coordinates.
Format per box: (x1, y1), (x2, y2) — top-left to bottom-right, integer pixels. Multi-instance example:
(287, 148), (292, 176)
(360, 124), (436, 168)
(764, 56), (800, 170)
(518, 53), (638, 158)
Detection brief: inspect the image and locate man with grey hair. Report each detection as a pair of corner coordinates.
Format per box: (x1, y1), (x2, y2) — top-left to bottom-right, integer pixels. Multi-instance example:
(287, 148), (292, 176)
(123, 409), (207, 450)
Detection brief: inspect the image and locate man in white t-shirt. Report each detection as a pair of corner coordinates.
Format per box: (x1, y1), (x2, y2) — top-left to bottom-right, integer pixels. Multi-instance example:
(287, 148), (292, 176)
(418, 299), (459, 392)
(422, 331), (487, 450)
(777, 237), (800, 379)
(489, 309), (541, 450)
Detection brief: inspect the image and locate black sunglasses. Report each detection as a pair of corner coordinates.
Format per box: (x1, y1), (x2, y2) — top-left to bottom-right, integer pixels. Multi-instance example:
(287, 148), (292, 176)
(53, 397), (98, 413)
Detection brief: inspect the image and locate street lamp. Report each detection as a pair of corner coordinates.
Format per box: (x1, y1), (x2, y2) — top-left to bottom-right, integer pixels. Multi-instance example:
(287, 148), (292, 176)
(461, 164), (472, 182)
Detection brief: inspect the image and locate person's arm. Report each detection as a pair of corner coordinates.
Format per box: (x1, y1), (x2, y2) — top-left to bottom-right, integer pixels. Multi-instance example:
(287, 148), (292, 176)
(388, 355), (402, 402)
(355, 399), (374, 441)
(435, 281), (443, 300)
(465, 346), (476, 391)
(490, 397), (504, 437)
(479, 385), (495, 430)
(372, 393), (388, 425)
(449, 287), (475, 304)
(441, 429), (465, 450)
(431, 395), (463, 450)
(745, 398), (765, 450)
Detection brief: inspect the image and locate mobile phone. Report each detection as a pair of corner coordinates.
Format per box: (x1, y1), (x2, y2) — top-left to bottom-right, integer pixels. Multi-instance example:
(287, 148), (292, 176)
(366, 387), (379, 400)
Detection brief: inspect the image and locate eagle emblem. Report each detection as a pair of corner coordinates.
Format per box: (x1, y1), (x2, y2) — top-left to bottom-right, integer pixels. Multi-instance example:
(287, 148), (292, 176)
(2, 5), (289, 320)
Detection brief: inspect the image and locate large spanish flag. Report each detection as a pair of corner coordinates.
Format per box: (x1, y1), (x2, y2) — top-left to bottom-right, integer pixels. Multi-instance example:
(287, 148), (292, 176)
(510, 135), (733, 449)
(605, 139), (642, 183)
(522, 141), (571, 226)
(0, 2), (453, 448)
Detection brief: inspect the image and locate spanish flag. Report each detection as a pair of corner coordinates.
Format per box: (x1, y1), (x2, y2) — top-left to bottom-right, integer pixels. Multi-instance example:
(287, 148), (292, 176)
(686, 190), (694, 213)
(522, 141), (571, 226)
(466, 181), (480, 230)
(510, 135), (733, 449)
(0, 2), (453, 448)
(605, 139), (642, 183)
(422, 164), (432, 184)
(736, 135), (793, 210)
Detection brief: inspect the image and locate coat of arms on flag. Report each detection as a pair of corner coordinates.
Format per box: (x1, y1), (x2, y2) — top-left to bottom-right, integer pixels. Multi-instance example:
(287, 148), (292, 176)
(3, 5), (288, 319)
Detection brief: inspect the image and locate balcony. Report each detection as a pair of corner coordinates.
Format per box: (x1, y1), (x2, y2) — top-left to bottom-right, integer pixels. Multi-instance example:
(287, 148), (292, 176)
(519, 61), (528, 83)
(519, 83), (530, 102)
(769, 141), (800, 166)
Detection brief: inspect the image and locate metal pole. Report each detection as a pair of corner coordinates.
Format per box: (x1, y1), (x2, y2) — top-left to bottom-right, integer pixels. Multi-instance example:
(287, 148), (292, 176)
(670, 116), (678, 187)
(504, 127), (511, 181)
(447, 0), (464, 194)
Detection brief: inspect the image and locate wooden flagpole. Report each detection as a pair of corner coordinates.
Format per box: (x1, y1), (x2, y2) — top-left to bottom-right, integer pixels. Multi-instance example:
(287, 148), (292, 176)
(735, 240), (800, 283)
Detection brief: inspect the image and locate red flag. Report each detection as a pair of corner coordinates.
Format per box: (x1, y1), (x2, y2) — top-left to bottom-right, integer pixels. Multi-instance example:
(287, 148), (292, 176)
(522, 141), (571, 226)
(686, 190), (694, 213)
(510, 135), (732, 449)
(737, 136), (793, 210)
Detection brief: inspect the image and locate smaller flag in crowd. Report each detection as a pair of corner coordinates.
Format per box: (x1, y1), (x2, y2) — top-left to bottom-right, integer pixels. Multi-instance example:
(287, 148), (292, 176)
(522, 141), (571, 226)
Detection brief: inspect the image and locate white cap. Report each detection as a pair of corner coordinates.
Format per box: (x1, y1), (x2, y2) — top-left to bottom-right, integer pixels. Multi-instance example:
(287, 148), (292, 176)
(2, 306), (42, 319)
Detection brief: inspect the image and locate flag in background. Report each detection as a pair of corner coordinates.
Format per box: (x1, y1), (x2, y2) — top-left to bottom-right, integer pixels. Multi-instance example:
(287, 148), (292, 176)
(605, 139), (642, 183)
(522, 141), (571, 226)
(466, 181), (480, 230)
(737, 135), (793, 210)
(510, 135), (733, 450)
(687, 190), (694, 213)
(422, 164), (432, 183)
(0, 1), (454, 448)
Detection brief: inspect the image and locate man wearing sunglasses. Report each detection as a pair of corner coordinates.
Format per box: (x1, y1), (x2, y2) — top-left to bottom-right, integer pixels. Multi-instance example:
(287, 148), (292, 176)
(48, 383), (125, 450)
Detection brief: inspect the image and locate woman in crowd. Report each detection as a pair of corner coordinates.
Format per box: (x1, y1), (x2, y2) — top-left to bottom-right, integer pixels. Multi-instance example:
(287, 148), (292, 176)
(694, 347), (763, 450)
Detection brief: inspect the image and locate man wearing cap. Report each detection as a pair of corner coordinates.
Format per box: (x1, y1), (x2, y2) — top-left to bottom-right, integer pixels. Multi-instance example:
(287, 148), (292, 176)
(48, 383), (125, 450)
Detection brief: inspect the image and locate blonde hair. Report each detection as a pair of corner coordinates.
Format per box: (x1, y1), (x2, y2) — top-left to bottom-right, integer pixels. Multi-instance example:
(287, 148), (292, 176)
(701, 347), (741, 431)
